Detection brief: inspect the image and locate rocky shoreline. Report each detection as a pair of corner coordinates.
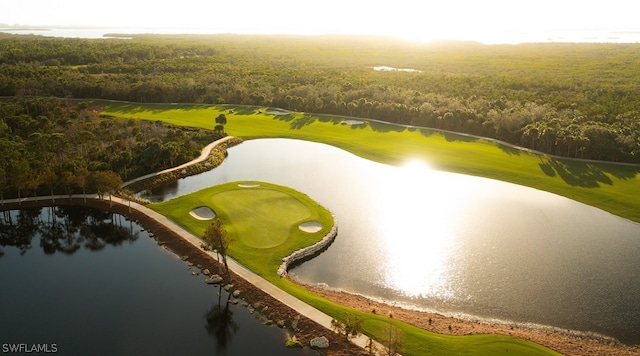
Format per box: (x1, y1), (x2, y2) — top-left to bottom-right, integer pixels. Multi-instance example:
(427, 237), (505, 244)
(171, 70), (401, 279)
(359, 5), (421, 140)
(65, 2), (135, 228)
(278, 215), (338, 277)
(1, 198), (366, 356)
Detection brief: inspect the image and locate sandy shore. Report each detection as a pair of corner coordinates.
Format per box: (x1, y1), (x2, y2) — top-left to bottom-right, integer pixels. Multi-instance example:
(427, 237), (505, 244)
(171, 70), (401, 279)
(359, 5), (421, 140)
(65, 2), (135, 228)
(301, 284), (640, 355)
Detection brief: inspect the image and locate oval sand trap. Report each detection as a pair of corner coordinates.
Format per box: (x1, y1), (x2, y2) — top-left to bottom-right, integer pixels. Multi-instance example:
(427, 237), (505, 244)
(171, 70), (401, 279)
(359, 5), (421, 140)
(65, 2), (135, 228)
(299, 221), (322, 233)
(238, 183), (260, 188)
(189, 206), (216, 220)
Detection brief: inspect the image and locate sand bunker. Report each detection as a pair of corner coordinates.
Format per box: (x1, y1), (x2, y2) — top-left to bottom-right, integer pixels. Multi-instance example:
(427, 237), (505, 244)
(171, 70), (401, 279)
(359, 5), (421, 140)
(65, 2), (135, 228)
(299, 221), (322, 233)
(341, 119), (365, 126)
(266, 109), (290, 115)
(189, 206), (216, 220)
(238, 183), (260, 188)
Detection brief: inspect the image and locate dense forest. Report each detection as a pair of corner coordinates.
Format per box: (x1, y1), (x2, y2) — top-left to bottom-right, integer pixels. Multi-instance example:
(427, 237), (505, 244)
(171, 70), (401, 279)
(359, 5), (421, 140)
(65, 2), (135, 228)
(0, 96), (223, 200)
(1, 33), (639, 164)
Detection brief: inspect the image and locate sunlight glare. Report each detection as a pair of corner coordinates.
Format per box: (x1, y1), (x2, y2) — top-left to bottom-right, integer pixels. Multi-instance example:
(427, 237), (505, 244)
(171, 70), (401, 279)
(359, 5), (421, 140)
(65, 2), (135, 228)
(371, 159), (458, 299)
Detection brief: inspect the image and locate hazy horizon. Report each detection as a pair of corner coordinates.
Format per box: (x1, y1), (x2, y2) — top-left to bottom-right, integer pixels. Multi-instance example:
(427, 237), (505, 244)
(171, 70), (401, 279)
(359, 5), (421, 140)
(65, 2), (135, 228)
(2, 0), (640, 44)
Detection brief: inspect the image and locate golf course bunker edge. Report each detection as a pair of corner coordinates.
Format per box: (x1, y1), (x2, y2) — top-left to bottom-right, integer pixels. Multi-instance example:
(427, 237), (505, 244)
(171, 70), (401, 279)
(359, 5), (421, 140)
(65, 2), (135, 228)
(189, 206), (216, 220)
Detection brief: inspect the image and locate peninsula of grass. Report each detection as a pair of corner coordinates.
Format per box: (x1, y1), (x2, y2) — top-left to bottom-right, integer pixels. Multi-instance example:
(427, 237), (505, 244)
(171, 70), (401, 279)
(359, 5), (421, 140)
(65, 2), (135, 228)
(96, 100), (640, 224)
(148, 181), (559, 355)
(148, 181), (334, 277)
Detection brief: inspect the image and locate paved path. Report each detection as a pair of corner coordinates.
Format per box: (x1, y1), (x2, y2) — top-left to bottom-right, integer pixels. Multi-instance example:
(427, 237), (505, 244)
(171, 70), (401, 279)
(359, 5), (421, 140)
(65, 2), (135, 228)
(121, 136), (237, 189)
(2, 194), (382, 353)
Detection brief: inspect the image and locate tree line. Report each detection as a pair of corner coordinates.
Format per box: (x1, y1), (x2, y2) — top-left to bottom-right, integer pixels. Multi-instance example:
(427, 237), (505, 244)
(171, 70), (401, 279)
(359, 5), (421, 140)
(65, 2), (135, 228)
(0, 96), (223, 201)
(1, 33), (639, 163)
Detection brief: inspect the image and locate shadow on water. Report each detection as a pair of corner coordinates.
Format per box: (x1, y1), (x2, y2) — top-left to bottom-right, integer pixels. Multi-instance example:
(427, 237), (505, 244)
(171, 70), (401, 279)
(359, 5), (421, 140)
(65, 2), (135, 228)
(0, 206), (139, 257)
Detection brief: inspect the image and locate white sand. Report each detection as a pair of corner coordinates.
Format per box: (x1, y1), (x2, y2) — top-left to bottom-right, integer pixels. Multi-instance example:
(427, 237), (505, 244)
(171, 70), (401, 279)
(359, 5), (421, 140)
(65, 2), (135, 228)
(189, 206), (216, 220)
(299, 221), (322, 233)
(238, 183), (260, 188)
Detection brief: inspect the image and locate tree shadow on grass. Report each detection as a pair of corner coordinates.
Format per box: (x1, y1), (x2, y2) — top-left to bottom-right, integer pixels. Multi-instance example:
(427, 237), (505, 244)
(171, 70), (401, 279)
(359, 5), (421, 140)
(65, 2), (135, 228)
(289, 115), (317, 129)
(270, 113), (318, 130)
(442, 131), (480, 143)
(539, 158), (614, 187)
(369, 120), (406, 133)
(540, 157), (640, 187)
(497, 143), (521, 156)
(232, 106), (259, 115)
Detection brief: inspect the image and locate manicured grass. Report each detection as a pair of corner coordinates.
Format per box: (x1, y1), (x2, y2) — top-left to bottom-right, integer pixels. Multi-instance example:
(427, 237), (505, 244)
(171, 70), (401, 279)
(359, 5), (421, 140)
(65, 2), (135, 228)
(148, 180), (560, 355)
(96, 100), (640, 223)
(148, 181), (334, 278)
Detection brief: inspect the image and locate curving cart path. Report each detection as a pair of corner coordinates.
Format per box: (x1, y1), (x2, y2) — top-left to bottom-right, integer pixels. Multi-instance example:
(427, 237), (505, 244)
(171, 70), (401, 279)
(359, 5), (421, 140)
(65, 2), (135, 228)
(121, 135), (237, 189)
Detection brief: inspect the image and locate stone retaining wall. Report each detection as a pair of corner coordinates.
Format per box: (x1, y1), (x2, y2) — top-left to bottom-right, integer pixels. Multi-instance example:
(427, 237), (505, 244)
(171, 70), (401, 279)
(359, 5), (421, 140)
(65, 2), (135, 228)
(277, 216), (338, 277)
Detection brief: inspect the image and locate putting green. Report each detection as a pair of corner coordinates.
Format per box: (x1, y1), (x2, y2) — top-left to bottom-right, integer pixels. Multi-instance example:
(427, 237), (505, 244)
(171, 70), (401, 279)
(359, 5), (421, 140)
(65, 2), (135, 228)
(212, 187), (311, 248)
(149, 181), (333, 255)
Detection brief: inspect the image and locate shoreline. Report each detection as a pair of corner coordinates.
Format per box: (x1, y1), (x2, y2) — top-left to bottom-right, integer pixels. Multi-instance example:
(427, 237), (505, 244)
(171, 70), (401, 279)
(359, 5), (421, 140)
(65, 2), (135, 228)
(1, 198), (368, 356)
(4, 198), (640, 354)
(300, 284), (640, 356)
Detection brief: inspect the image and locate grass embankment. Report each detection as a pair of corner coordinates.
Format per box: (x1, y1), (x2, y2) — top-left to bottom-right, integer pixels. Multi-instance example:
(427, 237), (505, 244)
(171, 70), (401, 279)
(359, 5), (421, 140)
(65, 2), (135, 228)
(97, 100), (640, 223)
(149, 181), (560, 355)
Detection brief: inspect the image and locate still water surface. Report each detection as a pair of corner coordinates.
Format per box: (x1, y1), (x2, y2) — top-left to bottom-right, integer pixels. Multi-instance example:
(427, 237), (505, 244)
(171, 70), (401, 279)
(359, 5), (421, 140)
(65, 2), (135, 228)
(0, 206), (307, 355)
(143, 138), (640, 344)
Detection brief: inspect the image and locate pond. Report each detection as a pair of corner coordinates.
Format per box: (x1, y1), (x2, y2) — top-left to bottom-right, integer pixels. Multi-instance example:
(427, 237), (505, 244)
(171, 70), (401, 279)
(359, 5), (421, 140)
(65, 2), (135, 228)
(142, 138), (640, 345)
(0, 206), (309, 355)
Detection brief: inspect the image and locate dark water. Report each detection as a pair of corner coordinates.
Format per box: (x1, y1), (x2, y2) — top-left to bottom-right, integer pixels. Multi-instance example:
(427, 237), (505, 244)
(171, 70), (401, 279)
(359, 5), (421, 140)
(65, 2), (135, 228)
(142, 138), (640, 344)
(0, 207), (308, 355)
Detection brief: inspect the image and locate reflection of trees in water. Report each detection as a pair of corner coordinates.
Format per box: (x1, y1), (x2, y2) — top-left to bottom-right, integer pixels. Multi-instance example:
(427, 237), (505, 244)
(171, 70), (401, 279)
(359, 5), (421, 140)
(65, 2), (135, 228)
(0, 206), (139, 257)
(204, 285), (239, 353)
(0, 208), (41, 256)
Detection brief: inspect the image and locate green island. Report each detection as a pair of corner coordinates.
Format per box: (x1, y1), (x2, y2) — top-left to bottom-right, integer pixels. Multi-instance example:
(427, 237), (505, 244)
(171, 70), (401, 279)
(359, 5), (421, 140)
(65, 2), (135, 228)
(149, 181), (560, 356)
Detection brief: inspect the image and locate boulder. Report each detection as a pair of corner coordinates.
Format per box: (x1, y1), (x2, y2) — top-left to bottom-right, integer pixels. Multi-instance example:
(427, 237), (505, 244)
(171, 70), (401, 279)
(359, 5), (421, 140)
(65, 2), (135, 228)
(202, 268), (211, 276)
(205, 275), (223, 284)
(310, 336), (329, 349)
(232, 290), (241, 298)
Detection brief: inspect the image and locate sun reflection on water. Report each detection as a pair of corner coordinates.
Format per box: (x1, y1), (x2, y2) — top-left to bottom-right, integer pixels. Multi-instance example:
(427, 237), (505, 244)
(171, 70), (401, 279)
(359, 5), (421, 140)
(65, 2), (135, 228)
(374, 159), (459, 299)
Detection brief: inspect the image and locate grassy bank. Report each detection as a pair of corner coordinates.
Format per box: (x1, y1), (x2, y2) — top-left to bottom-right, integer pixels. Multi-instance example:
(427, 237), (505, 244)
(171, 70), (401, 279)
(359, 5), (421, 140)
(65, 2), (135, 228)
(97, 100), (640, 223)
(149, 181), (559, 355)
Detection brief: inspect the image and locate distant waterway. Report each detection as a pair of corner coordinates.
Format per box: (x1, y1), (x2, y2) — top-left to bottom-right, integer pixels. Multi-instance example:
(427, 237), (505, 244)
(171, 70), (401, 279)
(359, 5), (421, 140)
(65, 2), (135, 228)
(143, 138), (640, 345)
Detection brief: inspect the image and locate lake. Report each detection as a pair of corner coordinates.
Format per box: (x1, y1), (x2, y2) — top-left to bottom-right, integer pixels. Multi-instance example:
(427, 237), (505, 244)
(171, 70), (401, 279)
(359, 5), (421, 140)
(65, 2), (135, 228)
(142, 138), (640, 345)
(0, 206), (308, 355)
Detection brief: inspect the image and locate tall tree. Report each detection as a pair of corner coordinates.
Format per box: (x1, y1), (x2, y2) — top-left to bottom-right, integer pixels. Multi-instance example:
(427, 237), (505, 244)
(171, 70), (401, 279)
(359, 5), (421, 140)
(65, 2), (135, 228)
(88, 170), (122, 203)
(203, 218), (232, 281)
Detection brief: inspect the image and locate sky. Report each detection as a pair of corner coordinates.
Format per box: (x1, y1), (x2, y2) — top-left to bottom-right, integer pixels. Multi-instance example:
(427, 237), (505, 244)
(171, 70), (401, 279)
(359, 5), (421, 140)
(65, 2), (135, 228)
(1, 0), (639, 43)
